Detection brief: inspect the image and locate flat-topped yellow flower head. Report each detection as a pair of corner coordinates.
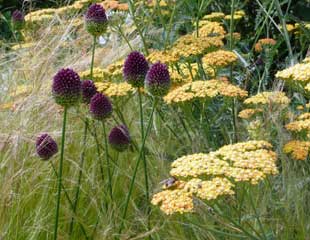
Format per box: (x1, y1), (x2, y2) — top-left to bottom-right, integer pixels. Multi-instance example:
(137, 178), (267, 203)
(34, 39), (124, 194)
(284, 140), (310, 161)
(152, 140), (278, 215)
(164, 80), (248, 105)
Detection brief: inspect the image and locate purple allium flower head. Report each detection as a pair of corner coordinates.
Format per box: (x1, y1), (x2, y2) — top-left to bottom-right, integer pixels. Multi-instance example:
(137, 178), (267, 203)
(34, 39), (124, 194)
(145, 62), (171, 96)
(81, 80), (98, 104)
(108, 125), (131, 152)
(36, 133), (58, 160)
(90, 93), (112, 120)
(85, 3), (108, 36)
(12, 10), (25, 30)
(52, 68), (82, 107)
(123, 51), (149, 88)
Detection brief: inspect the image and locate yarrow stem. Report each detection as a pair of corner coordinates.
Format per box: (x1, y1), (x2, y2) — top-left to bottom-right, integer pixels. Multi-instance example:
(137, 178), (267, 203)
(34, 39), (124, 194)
(118, 98), (158, 236)
(103, 121), (113, 200)
(69, 118), (89, 236)
(53, 106), (68, 240)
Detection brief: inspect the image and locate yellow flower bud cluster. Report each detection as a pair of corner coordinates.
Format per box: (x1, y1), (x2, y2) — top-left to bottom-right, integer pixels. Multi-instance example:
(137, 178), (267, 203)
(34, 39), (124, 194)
(243, 91), (290, 106)
(283, 140), (310, 161)
(224, 10), (246, 21)
(152, 141), (278, 215)
(163, 80), (248, 105)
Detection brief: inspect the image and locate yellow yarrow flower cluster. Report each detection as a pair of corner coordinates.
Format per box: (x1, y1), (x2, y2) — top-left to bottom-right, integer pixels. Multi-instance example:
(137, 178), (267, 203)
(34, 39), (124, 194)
(100, 0), (129, 11)
(284, 140), (310, 161)
(169, 141), (277, 183)
(151, 185), (194, 215)
(243, 91), (290, 106)
(95, 82), (134, 98)
(147, 49), (179, 65)
(202, 50), (238, 68)
(164, 80), (248, 105)
(254, 38), (277, 53)
(152, 141), (277, 215)
(202, 12), (225, 22)
(238, 108), (263, 119)
(79, 60), (124, 82)
(171, 34), (223, 58)
(286, 113), (310, 133)
(276, 62), (310, 83)
(196, 21), (226, 38)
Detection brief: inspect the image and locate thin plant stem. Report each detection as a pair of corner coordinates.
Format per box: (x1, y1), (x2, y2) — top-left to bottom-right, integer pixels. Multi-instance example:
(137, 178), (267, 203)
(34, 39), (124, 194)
(247, 189), (268, 240)
(117, 26), (133, 51)
(53, 106), (68, 240)
(69, 118), (88, 236)
(102, 121), (113, 200)
(128, 0), (149, 55)
(92, 121), (105, 182)
(50, 163), (89, 240)
(90, 36), (96, 79)
(138, 91), (151, 234)
(118, 99), (158, 236)
(274, 0), (294, 64)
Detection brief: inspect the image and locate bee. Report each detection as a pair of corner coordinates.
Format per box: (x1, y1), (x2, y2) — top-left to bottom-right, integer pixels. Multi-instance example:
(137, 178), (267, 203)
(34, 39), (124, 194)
(160, 177), (178, 189)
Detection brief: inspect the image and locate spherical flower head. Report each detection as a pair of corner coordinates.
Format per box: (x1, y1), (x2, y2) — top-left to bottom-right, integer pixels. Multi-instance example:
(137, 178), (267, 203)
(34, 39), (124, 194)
(36, 134), (58, 160)
(85, 3), (108, 36)
(123, 51), (149, 88)
(145, 62), (171, 96)
(90, 93), (112, 120)
(108, 125), (131, 152)
(52, 68), (82, 107)
(12, 10), (25, 30)
(81, 80), (98, 104)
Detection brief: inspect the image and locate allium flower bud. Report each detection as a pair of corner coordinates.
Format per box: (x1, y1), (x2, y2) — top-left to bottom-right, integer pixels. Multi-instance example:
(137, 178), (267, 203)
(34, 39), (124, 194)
(145, 62), (171, 96)
(90, 93), (112, 120)
(81, 80), (97, 104)
(36, 133), (58, 160)
(85, 3), (108, 36)
(52, 68), (82, 107)
(123, 51), (149, 88)
(12, 10), (25, 30)
(108, 125), (131, 152)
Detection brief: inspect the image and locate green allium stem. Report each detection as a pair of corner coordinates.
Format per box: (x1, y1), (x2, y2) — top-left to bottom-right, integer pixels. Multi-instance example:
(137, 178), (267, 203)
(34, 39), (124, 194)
(138, 91), (151, 234)
(69, 118), (88, 236)
(50, 162), (89, 240)
(118, 98), (158, 236)
(53, 106), (68, 240)
(90, 36), (96, 80)
(103, 121), (113, 200)
(93, 121), (105, 182)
